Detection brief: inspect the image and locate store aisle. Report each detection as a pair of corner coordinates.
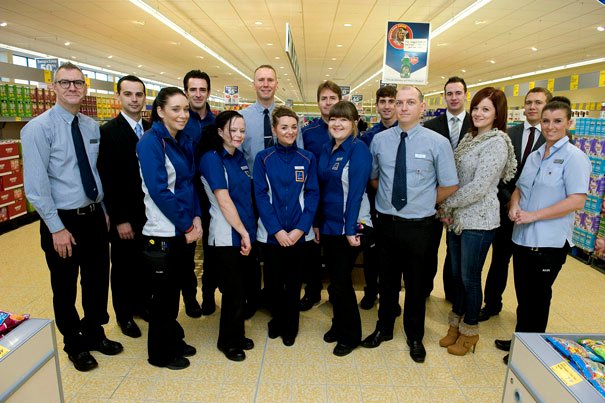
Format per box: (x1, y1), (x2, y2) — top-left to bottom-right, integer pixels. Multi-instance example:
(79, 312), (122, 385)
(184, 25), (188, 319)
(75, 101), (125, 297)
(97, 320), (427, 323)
(1, 221), (604, 402)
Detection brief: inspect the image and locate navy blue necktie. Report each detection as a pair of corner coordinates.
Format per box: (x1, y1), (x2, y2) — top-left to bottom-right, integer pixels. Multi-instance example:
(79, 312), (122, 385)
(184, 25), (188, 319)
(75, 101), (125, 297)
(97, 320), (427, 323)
(263, 108), (274, 148)
(392, 131), (408, 210)
(71, 116), (98, 202)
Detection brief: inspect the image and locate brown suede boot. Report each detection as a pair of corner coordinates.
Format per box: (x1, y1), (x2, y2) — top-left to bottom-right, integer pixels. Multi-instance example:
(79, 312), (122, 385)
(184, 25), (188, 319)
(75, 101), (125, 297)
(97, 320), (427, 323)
(439, 311), (461, 347)
(447, 322), (479, 356)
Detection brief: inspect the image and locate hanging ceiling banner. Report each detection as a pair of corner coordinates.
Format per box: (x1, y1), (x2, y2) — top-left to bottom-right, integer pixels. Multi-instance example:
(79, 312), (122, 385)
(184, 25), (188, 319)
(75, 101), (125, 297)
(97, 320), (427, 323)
(381, 21), (431, 85)
(224, 85), (239, 105)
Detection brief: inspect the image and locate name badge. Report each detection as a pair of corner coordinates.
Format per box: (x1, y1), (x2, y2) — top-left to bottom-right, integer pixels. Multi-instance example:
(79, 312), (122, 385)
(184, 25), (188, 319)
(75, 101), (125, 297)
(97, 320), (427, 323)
(554, 159), (564, 164)
(332, 162), (340, 171)
(336, 157), (343, 162)
(414, 153), (426, 159)
(90, 138), (99, 144)
(241, 166), (251, 178)
(295, 169), (305, 182)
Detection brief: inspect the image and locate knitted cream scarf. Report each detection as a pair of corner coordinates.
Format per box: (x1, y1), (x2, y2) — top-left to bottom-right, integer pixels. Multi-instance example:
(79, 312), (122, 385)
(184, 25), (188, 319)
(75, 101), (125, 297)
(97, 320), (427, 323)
(440, 128), (517, 235)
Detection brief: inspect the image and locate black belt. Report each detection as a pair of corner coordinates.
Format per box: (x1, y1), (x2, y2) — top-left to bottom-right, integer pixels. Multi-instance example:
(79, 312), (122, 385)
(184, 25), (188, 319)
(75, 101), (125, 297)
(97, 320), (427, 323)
(378, 213), (435, 222)
(60, 203), (100, 216)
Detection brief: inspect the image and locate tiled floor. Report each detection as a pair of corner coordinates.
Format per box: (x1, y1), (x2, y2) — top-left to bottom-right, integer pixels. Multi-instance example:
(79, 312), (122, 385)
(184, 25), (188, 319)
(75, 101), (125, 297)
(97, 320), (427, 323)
(1, 221), (604, 402)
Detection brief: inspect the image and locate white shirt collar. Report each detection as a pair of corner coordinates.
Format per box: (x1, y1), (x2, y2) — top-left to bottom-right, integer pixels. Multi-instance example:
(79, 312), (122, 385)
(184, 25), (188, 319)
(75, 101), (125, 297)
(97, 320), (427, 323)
(121, 111), (143, 131)
(446, 110), (466, 122)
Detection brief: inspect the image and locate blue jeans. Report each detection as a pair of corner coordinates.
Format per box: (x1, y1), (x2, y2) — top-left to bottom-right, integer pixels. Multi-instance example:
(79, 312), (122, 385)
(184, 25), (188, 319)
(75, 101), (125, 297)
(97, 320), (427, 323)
(447, 229), (495, 326)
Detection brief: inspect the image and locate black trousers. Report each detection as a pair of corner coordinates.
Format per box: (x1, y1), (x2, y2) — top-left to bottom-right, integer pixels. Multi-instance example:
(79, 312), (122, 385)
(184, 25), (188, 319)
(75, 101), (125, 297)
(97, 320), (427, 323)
(145, 236), (189, 366)
(262, 242), (304, 338)
(427, 218), (455, 300)
(109, 229), (150, 322)
(214, 246), (250, 350)
(200, 208), (219, 300)
(301, 241), (323, 297)
(180, 241), (198, 303)
(512, 243), (568, 333)
(323, 235), (362, 347)
(361, 235), (379, 297)
(376, 214), (434, 341)
(483, 214), (514, 312)
(40, 206), (110, 355)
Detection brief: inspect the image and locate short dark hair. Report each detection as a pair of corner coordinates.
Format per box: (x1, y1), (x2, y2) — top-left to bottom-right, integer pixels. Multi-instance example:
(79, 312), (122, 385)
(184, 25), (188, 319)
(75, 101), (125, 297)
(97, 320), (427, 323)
(549, 96), (571, 106)
(316, 81), (342, 102)
(542, 101), (572, 120)
(54, 62), (84, 82)
(469, 87), (508, 134)
(272, 106), (298, 127)
(525, 87), (552, 102)
(328, 101), (360, 136)
(151, 87), (187, 123)
(183, 70), (211, 92)
(444, 76), (467, 93)
(117, 75), (146, 94)
(198, 110), (244, 155)
(375, 85), (397, 102)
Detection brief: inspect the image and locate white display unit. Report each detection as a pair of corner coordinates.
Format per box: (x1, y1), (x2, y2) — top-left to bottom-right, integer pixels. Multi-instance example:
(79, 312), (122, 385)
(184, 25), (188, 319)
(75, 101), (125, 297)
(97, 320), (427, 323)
(0, 318), (63, 402)
(503, 332), (604, 402)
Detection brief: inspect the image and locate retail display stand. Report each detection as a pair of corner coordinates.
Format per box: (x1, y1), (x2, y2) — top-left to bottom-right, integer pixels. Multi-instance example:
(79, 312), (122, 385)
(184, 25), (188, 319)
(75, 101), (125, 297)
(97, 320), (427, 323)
(502, 332), (604, 402)
(0, 318), (63, 402)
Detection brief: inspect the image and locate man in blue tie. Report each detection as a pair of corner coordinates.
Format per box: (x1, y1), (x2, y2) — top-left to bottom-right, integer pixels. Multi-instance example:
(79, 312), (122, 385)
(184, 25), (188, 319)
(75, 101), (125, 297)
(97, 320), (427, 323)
(22, 62), (123, 372)
(362, 86), (458, 363)
(98, 75), (151, 339)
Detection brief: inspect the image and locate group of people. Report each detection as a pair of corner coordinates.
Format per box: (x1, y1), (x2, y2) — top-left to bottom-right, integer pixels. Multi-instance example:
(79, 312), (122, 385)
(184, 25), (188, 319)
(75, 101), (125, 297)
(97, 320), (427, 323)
(21, 61), (590, 373)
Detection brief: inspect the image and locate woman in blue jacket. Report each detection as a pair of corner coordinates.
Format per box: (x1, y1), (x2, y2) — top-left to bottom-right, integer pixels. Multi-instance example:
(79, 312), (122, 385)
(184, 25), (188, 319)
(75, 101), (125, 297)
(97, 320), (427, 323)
(137, 87), (202, 370)
(253, 106), (319, 347)
(316, 101), (372, 357)
(198, 110), (257, 362)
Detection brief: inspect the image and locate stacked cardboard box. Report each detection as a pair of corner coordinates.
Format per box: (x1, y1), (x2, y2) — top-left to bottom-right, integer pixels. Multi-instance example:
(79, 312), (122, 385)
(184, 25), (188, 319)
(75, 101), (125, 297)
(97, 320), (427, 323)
(0, 141), (26, 221)
(573, 118), (605, 252)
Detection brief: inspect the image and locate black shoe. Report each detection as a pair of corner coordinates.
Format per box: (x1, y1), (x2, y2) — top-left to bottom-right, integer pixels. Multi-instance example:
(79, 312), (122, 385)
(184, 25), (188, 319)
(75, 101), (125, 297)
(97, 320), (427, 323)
(361, 329), (393, 349)
(478, 307), (500, 322)
(185, 301), (203, 318)
(166, 356), (190, 370)
(118, 319), (142, 338)
(359, 294), (377, 310)
(182, 344), (197, 357)
(282, 336), (296, 347)
(407, 339), (426, 363)
(201, 298), (216, 316)
(242, 338), (254, 350)
(323, 329), (337, 343)
(495, 339), (511, 352)
(333, 343), (354, 357)
(68, 351), (98, 372)
(90, 338), (124, 356)
(219, 346), (246, 362)
(268, 320), (280, 339)
(299, 294), (321, 312)
(503, 354), (509, 365)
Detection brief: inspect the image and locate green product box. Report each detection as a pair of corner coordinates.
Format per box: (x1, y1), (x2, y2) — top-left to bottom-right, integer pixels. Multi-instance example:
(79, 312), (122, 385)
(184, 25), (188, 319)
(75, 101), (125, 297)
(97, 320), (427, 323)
(6, 85), (17, 102)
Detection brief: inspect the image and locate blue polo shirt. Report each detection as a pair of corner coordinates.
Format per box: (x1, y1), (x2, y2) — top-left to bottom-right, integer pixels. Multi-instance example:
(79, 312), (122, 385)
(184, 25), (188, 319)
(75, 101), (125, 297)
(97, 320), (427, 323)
(199, 148), (256, 247)
(181, 107), (215, 162)
(371, 124), (458, 218)
(512, 136), (590, 248)
(253, 143), (319, 244)
(317, 136), (372, 236)
(302, 117), (331, 160)
(360, 120), (398, 146)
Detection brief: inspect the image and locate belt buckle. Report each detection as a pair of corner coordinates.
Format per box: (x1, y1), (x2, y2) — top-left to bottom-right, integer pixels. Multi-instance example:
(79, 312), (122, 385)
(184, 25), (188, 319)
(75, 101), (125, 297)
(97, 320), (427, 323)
(530, 247), (539, 252)
(77, 204), (94, 215)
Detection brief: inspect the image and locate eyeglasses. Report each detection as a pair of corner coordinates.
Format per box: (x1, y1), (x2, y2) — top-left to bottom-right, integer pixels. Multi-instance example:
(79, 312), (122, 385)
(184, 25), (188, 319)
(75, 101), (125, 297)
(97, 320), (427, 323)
(54, 80), (86, 89)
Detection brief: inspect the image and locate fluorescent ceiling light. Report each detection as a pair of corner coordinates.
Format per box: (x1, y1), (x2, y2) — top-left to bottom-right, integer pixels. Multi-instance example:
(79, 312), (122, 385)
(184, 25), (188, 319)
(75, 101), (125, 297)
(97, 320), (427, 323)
(431, 0), (493, 38)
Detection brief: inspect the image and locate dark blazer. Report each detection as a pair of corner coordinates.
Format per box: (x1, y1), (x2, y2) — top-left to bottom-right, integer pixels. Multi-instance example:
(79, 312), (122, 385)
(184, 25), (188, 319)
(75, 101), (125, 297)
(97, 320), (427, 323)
(497, 123), (545, 206)
(98, 113), (151, 231)
(423, 112), (471, 147)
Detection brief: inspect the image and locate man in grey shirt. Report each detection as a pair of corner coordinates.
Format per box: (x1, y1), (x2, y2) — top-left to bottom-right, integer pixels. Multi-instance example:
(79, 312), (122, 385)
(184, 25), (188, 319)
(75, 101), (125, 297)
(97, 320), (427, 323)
(22, 62), (123, 372)
(361, 86), (458, 363)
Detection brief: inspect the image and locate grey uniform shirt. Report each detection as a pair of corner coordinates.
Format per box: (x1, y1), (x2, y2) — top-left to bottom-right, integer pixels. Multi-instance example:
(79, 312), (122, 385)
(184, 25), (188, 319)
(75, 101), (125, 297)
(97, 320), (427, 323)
(371, 124), (458, 218)
(21, 104), (103, 233)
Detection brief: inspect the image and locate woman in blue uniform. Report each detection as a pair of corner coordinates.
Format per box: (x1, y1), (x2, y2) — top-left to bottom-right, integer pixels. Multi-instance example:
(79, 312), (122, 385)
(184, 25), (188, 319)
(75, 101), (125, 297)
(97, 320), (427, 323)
(137, 87), (202, 370)
(253, 106), (319, 347)
(316, 100), (372, 357)
(198, 110), (257, 362)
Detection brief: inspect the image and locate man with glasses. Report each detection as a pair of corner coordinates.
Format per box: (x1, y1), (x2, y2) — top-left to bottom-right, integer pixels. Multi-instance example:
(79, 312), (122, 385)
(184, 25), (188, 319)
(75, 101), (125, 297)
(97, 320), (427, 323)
(22, 62), (123, 372)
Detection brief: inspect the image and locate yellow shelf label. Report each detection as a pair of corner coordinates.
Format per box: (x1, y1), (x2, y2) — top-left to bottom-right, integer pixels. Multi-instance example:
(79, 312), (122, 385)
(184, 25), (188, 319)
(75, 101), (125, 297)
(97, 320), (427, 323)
(570, 74), (579, 90)
(547, 79), (555, 93)
(599, 70), (605, 87)
(43, 70), (53, 84)
(513, 84), (519, 97)
(529, 81), (535, 90)
(15, 116), (21, 122)
(550, 361), (583, 387)
(0, 345), (10, 359)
